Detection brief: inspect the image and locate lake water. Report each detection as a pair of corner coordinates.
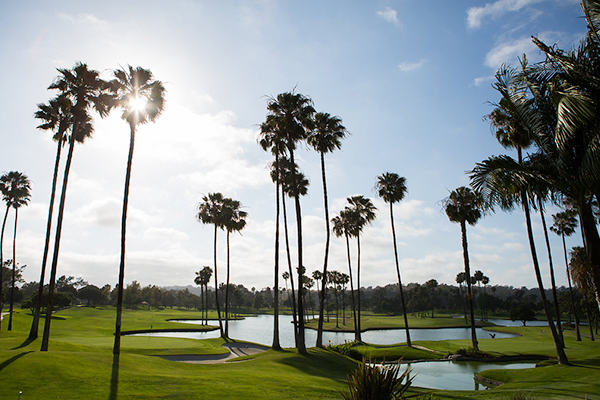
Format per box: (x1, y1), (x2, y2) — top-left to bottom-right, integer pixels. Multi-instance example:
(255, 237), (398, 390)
(132, 315), (538, 391)
(139, 314), (518, 347)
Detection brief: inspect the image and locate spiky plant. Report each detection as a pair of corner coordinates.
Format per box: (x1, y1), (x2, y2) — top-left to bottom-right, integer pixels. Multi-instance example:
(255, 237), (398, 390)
(341, 358), (414, 400)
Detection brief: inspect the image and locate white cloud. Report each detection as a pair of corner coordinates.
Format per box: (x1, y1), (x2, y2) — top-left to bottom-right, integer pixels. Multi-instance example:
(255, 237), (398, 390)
(471, 75), (494, 86)
(398, 59), (426, 72)
(377, 7), (400, 26)
(466, 0), (546, 29)
(484, 36), (537, 68)
(59, 13), (110, 28)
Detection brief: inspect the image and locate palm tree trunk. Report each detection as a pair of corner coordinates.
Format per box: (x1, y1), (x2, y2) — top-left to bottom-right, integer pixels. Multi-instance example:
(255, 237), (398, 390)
(356, 235), (362, 342)
(316, 152), (330, 347)
(29, 138), (63, 340)
(345, 233), (358, 342)
(213, 224), (224, 337)
(8, 208), (18, 330)
(460, 220), (478, 350)
(578, 199), (600, 312)
(225, 231), (230, 338)
(113, 124), (136, 355)
(563, 233), (582, 341)
(272, 161), (281, 350)
(522, 191), (568, 364)
(538, 199), (563, 346)
(282, 189), (298, 347)
(0, 204), (9, 329)
(390, 204), (411, 347)
(289, 148), (306, 354)
(41, 129), (77, 352)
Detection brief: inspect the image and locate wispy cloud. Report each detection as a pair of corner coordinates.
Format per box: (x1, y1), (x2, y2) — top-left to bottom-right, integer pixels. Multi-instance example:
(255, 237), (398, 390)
(466, 0), (547, 29)
(398, 59), (426, 72)
(377, 7), (400, 26)
(59, 13), (110, 28)
(471, 75), (495, 86)
(484, 35), (545, 68)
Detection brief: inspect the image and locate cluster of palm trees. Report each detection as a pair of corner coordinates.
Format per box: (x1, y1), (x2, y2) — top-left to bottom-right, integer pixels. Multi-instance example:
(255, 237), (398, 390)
(0, 171), (31, 332)
(196, 192), (247, 338)
(194, 266), (213, 325)
(258, 90), (415, 353)
(443, 0), (600, 365)
(26, 62), (165, 355)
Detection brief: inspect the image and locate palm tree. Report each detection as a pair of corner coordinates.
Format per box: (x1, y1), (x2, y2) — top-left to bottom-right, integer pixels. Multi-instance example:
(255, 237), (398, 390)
(443, 186), (482, 350)
(374, 172), (411, 347)
(456, 272), (468, 324)
(312, 269), (323, 321)
(262, 90), (315, 354)
(195, 266), (212, 325)
(551, 211), (582, 341)
(108, 65), (165, 355)
(307, 111), (349, 347)
(258, 117), (285, 350)
(0, 171), (31, 331)
(197, 192), (226, 337)
(345, 195), (377, 342)
(41, 62), (111, 351)
(470, 63), (569, 363)
(569, 246), (596, 341)
(332, 209), (358, 339)
(222, 197), (247, 337)
(28, 95), (74, 340)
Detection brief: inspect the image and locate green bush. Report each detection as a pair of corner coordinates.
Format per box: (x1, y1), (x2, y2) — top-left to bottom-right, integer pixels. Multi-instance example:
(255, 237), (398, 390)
(456, 346), (493, 358)
(326, 340), (362, 360)
(341, 358), (414, 400)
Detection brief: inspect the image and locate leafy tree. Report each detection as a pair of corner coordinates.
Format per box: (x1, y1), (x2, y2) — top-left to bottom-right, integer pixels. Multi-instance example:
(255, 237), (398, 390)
(374, 172), (411, 347)
(443, 186), (481, 350)
(41, 62), (111, 352)
(456, 272), (468, 323)
(108, 65), (165, 355)
(570, 246), (597, 340)
(77, 285), (105, 306)
(510, 304), (536, 326)
(307, 111), (349, 347)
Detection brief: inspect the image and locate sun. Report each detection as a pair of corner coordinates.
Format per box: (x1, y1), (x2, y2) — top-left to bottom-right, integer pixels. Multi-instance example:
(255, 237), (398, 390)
(129, 96), (146, 112)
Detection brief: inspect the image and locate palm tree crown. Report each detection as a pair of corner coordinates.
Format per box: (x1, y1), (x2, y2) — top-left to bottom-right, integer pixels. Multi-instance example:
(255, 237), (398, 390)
(375, 173), (407, 205)
(443, 187), (482, 226)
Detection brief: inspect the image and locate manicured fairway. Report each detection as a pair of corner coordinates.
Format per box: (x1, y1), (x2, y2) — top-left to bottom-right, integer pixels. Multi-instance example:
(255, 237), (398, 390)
(1, 307), (599, 399)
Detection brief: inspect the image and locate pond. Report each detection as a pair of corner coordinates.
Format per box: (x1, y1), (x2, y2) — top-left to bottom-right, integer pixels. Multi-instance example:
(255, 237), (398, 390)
(401, 360), (537, 391)
(139, 314), (518, 347)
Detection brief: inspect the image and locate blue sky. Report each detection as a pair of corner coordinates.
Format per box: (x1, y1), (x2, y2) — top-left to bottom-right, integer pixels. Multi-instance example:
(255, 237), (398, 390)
(0, 0), (587, 291)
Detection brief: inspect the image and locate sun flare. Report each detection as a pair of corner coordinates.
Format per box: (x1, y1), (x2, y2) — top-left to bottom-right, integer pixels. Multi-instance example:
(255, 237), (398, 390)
(129, 96), (146, 111)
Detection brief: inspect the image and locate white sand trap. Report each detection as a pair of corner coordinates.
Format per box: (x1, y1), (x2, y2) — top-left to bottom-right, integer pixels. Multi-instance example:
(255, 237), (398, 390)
(157, 342), (269, 364)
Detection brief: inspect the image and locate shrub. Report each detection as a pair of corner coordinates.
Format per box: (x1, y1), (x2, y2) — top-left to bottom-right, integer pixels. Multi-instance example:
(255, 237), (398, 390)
(325, 340), (362, 360)
(341, 358), (414, 400)
(455, 346), (493, 358)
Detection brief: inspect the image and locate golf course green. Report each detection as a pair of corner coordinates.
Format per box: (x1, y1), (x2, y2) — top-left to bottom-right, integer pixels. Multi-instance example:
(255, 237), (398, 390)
(1, 307), (599, 399)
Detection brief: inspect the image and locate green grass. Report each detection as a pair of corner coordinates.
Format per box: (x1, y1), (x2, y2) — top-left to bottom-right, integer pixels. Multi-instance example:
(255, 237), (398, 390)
(1, 307), (600, 399)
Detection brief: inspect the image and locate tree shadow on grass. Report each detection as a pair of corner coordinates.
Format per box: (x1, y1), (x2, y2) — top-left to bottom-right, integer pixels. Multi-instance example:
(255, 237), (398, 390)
(108, 353), (120, 400)
(11, 337), (36, 350)
(274, 348), (355, 383)
(0, 351), (33, 372)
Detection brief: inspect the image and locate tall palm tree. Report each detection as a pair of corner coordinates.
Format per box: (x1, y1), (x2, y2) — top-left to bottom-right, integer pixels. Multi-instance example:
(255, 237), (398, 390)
(307, 112), (349, 347)
(195, 266), (212, 325)
(222, 197), (247, 337)
(0, 171), (31, 331)
(109, 65), (165, 355)
(332, 209), (359, 340)
(263, 90), (315, 354)
(374, 172), (411, 347)
(197, 192), (226, 337)
(443, 186), (481, 350)
(41, 62), (111, 352)
(456, 272), (469, 324)
(551, 210), (582, 341)
(258, 117), (285, 350)
(345, 195), (377, 342)
(28, 95), (74, 340)
(569, 246), (596, 341)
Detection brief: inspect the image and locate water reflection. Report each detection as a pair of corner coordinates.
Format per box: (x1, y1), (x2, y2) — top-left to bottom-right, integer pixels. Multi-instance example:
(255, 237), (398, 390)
(145, 315), (518, 347)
